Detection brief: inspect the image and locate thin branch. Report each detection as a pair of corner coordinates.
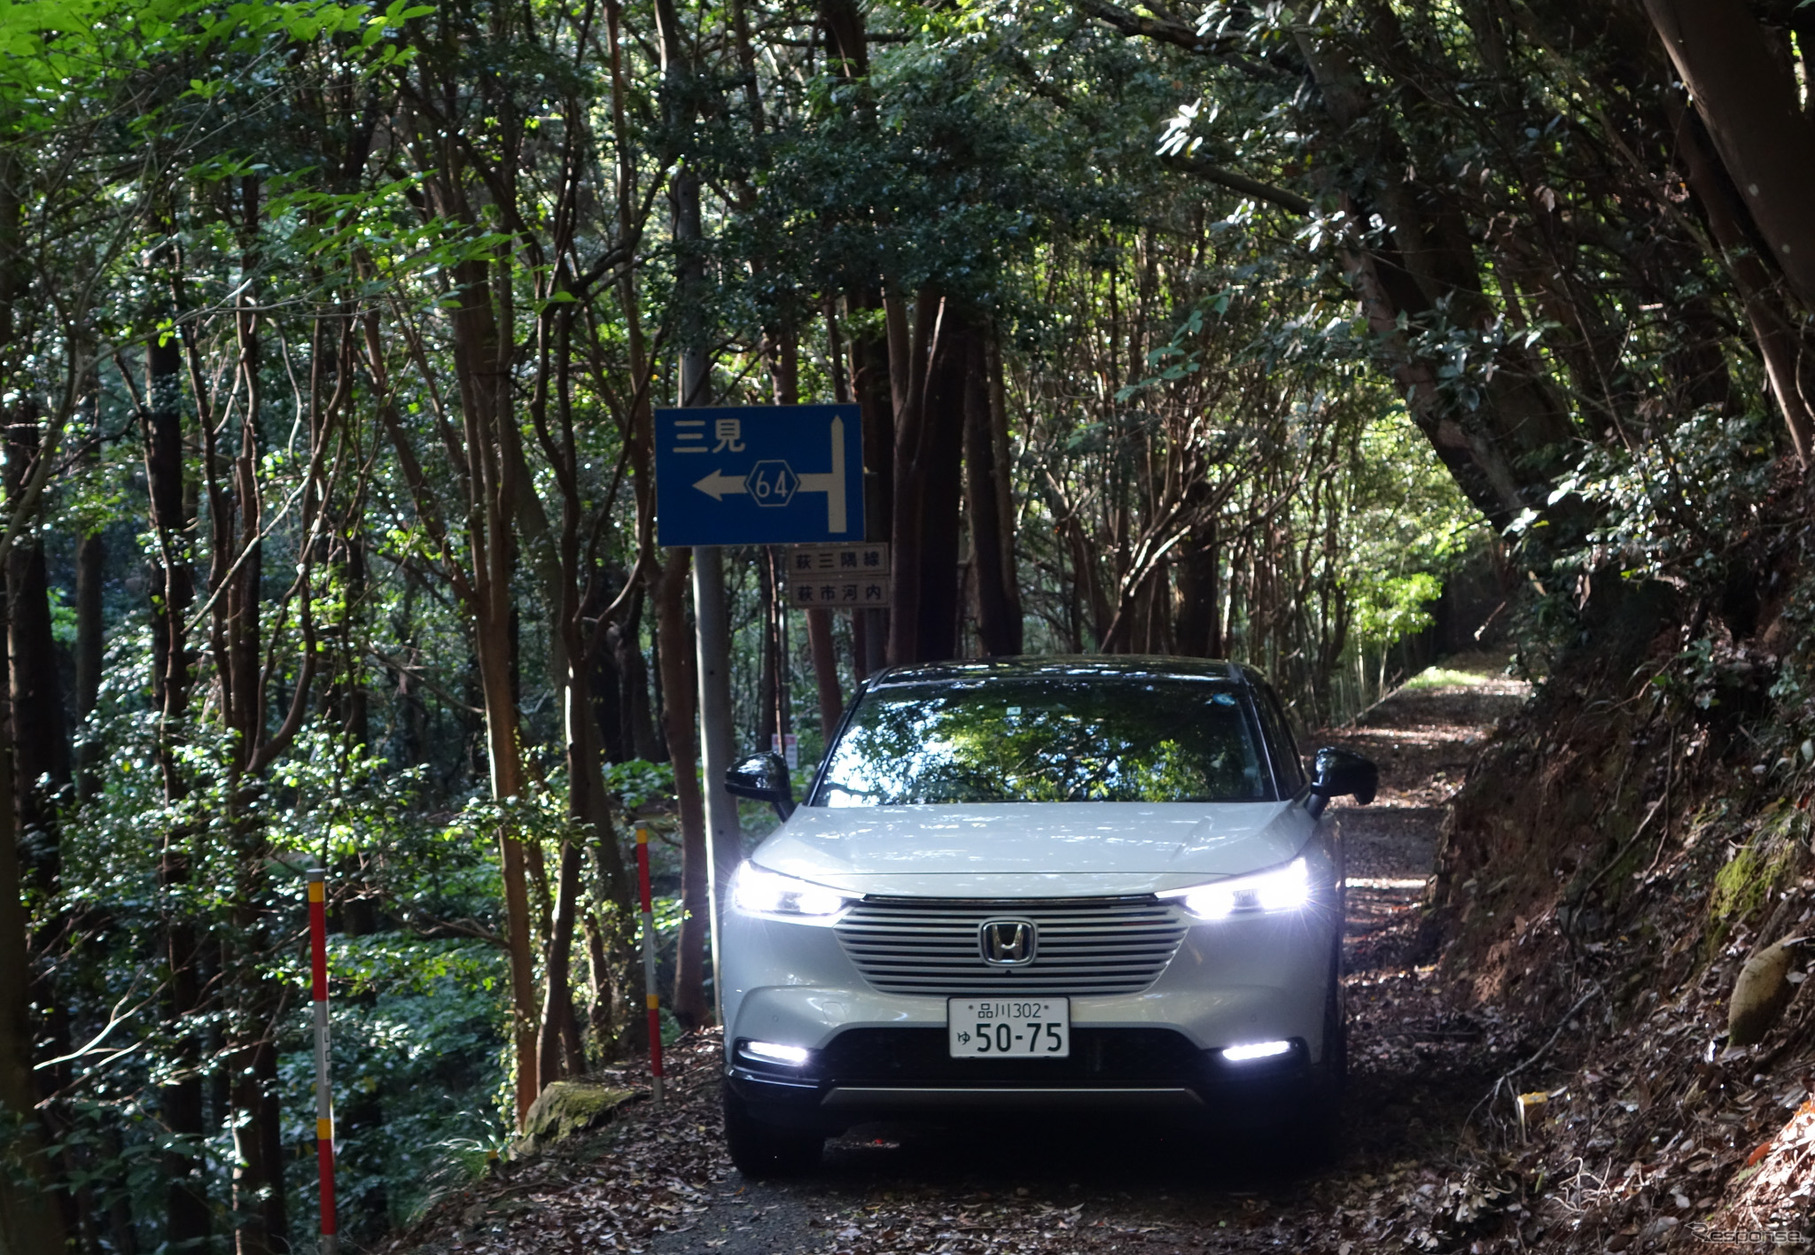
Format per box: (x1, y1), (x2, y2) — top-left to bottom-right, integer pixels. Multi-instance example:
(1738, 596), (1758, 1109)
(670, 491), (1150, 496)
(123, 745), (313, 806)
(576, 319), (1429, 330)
(368, 646), (484, 716)
(1161, 153), (1312, 215)
(1071, 0), (1220, 54)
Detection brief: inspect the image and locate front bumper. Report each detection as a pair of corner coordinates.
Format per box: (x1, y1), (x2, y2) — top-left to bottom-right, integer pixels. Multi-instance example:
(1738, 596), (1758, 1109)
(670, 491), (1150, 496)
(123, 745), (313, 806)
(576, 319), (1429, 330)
(725, 1027), (1318, 1133)
(721, 890), (1337, 1133)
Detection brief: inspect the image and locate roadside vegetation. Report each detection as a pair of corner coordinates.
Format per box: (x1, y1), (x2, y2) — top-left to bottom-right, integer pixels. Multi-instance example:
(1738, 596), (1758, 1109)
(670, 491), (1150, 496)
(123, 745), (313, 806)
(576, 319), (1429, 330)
(0, 0), (1812, 1250)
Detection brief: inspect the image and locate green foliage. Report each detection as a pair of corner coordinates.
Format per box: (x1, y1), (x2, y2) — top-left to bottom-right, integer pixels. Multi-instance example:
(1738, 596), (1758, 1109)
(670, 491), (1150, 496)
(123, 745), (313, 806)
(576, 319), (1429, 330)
(1344, 413), (1479, 652)
(1350, 570), (1443, 650)
(1546, 407), (1778, 591)
(282, 936), (507, 1240)
(605, 760), (677, 812)
(48, 636), (510, 1249)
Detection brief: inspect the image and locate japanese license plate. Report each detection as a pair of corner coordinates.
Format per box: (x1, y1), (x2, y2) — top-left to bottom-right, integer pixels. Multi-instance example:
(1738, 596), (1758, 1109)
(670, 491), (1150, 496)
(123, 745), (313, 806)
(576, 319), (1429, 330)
(947, 997), (1070, 1058)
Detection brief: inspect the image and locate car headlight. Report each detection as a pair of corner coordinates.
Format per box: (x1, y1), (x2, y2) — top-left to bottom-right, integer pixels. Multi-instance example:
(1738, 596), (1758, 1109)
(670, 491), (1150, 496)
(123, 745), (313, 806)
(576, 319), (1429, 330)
(730, 863), (853, 919)
(1162, 857), (1312, 919)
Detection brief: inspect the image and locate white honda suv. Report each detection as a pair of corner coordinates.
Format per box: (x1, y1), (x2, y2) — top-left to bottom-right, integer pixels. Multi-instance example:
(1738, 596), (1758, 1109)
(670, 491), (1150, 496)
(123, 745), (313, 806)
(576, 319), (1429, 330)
(719, 657), (1377, 1175)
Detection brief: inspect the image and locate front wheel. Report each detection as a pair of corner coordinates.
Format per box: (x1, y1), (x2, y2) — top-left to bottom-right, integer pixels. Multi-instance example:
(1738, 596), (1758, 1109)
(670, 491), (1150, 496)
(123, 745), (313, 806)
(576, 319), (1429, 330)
(1293, 952), (1347, 1161)
(1317, 956), (1349, 1096)
(723, 1086), (823, 1178)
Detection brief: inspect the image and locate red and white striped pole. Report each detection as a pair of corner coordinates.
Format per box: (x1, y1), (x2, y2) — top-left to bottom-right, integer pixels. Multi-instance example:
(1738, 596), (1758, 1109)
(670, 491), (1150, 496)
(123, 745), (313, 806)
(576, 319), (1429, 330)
(635, 826), (664, 1108)
(306, 868), (338, 1255)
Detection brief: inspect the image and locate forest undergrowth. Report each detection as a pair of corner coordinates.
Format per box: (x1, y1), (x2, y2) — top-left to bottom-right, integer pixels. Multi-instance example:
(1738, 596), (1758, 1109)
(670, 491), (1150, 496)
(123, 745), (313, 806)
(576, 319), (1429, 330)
(1418, 485), (1815, 1251)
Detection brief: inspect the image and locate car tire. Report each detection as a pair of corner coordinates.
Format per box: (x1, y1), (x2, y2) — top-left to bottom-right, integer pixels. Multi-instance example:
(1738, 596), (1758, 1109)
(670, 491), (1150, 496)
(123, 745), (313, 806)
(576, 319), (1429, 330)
(1318, 954), (1348, 1095)
(723, 1086), (823, 1178)
(1293, 949), (1347, 1162)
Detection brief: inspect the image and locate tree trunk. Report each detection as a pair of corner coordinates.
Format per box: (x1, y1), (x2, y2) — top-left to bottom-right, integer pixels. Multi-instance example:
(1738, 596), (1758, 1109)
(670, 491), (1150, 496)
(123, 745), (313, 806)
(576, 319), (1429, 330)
(819, 2), (893, 674)
(805, 609), (843, 744)
(74, 514), (103, 801)
(431, 243), (544, 1120)
(8, 533), (70, 848)
(848, 291), (889, 673)
(613, 615), (662, 762)
(655, 550), (711, 1026)
(182, 200), (307, 1253)
(7, 463), (72, 1115)
(0, 701), (66, 1255)
(144, 326), (211, 1251)
(512, 310), (630, 1080)
(761, 329), (800, 747)
(477, 588), (539, 1118)
(1669, 100), (1815, 461)
(1643, 0), (1815, 317)
(757, 553), (780, 750)
(0, 134), (69, 1249)
(1174, 519), (1220, 657)
(653, 0), (738, 1030)
(605, 0), (702, 1035)
(539, 838), (587, 1083)
(888, 294), (971, 664)
(964, 329), (1021, 656)
(815, 304), (854, 713)
(1289, 16), (1576, 526)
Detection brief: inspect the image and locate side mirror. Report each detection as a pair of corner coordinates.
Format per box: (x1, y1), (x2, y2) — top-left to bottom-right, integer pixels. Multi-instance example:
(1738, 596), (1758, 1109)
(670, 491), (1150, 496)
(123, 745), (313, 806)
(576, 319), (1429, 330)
(726, 751), (795, 820)
(1307, 747), (1379, 818)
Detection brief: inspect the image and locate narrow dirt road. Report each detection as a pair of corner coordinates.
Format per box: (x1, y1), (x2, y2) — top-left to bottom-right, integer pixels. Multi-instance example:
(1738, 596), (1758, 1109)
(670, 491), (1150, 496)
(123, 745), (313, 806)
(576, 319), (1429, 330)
(394, 657), (1533, 1255)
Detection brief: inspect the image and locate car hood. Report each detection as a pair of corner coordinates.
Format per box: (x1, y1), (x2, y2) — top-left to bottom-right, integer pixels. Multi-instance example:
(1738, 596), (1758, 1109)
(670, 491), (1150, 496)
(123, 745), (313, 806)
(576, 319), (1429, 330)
(749, 801), (1313, 898)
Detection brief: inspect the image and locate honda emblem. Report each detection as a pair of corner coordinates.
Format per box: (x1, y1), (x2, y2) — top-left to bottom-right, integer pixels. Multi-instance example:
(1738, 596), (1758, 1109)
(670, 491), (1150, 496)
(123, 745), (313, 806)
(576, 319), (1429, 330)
(979, 919), (1036, 966)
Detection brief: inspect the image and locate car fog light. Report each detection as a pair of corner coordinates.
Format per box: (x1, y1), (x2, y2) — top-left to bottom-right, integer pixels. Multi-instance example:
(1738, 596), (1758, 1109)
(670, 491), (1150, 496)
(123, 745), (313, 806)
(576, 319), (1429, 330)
(1222, 1040), (1292, 1062)
(741, 1040), (811, 1067)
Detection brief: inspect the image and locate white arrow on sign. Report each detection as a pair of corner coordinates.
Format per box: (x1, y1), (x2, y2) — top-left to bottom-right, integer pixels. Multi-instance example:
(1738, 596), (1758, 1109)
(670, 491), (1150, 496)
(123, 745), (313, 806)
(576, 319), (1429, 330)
(690, 414), (848, 534)
(690, 469), (746, 501)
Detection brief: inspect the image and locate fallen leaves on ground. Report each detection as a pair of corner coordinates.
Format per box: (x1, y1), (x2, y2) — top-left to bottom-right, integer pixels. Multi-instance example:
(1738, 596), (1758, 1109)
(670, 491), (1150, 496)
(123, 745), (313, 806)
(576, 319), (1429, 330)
(381, 1040), (727, 1254)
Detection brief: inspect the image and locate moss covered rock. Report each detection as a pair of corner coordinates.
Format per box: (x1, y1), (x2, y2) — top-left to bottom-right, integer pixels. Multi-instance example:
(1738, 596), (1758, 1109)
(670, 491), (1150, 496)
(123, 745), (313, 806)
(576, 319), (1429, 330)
(517, 1081), (636, 1154)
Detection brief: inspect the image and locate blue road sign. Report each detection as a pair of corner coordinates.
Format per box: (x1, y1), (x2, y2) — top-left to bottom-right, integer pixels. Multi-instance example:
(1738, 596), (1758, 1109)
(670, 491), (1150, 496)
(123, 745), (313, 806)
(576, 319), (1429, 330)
(655, 404), (864, 547)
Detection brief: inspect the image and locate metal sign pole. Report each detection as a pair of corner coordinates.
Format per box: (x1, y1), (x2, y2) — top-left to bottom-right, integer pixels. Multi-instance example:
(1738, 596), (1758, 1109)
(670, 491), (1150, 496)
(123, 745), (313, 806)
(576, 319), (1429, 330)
(693, 546), (734, 1026)
(306, 869), (337, 1255)
(678, 333), (738, 1029)
(635, 826), (664, 1108)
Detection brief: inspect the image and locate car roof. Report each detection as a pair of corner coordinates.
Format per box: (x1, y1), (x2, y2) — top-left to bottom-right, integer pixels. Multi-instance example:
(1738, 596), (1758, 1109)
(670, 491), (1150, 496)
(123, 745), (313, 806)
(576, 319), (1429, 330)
(862, 655), (1269, 692)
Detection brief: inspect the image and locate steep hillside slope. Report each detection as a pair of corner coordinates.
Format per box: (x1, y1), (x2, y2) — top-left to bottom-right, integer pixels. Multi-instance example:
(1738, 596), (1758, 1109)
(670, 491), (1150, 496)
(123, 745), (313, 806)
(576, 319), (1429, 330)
(1433, 588), (1815, 1250)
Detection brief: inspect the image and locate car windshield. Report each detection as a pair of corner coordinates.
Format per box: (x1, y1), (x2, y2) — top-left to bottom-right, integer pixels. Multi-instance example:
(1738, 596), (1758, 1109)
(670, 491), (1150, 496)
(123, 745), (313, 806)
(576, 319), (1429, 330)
(812, 674), (1274, 806)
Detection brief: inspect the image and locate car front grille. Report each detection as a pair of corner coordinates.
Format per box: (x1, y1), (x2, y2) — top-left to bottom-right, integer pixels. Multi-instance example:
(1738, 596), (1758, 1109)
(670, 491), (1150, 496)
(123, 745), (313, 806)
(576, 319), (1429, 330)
(834, 896), (1187, 995)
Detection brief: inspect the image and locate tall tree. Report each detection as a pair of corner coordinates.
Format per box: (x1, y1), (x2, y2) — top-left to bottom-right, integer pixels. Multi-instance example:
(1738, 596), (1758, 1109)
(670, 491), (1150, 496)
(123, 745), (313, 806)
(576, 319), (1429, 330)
(1641, 0), (1815, 460)
(0, 99), (71, 1255)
